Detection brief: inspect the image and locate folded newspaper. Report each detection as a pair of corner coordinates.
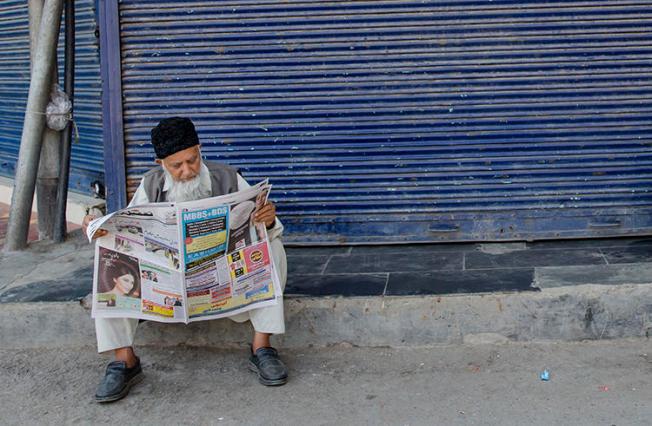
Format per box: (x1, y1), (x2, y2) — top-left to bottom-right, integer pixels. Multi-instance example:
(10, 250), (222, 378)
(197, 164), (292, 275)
(86, 180), (281, 323)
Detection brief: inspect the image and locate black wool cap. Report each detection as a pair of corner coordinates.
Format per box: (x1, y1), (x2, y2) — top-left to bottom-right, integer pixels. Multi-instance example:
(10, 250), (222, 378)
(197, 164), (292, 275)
(151, 117), (200, 159)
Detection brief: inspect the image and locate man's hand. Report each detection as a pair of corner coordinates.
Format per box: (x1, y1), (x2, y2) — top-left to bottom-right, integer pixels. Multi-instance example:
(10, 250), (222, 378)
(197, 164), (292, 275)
(82, 214), (108, 239)
(253, 201), (277, 229)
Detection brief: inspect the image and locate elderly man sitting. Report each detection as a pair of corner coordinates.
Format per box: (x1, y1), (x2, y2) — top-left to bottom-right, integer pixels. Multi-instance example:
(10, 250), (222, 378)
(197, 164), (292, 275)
(83, 117), (288, 403)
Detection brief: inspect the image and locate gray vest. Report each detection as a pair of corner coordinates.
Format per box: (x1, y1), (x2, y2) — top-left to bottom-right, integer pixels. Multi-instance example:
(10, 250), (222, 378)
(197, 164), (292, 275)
(142, 161), (239, 202)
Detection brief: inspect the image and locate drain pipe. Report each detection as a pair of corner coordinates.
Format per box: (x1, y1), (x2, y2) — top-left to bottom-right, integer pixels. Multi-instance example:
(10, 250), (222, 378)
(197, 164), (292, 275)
(53, 0), (74, 243)
(4, 0), (63, 251)
(31, 0), (62, 241)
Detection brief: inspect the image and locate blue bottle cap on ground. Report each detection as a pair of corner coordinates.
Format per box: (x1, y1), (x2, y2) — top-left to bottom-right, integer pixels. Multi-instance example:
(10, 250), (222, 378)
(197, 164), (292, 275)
(540, 369), (550, 381)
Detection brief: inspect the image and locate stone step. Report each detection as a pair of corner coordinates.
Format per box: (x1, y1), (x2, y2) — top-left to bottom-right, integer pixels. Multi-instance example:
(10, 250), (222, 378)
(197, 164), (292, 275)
(3, 281), (651, 350)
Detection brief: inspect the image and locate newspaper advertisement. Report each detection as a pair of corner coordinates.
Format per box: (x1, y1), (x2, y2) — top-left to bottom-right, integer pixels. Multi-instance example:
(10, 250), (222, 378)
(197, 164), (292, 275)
(88, 181), (280, 323)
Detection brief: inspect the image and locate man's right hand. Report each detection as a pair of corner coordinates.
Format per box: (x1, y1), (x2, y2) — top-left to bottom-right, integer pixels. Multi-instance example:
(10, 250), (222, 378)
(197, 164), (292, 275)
(82, 214), (108, 239)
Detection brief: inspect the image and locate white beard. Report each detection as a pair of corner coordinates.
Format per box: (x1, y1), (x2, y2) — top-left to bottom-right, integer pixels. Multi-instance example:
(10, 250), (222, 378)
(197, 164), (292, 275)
(163, 163), (211, 202)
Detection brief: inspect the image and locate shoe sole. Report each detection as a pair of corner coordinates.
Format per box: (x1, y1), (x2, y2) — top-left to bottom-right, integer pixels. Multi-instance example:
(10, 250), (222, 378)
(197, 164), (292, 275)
(95, 371), (144, 403)
(248, 360), (288, 386)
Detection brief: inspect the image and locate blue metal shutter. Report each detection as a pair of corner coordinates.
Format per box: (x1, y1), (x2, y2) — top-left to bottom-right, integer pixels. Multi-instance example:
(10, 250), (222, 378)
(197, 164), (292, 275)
(0, 0), (103, 195)
(118, 1), (652, 244)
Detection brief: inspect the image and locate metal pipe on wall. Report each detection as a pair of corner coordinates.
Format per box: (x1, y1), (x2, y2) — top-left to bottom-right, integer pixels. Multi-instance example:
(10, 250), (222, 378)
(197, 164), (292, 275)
(53, 0), (74, 243)
(4, 0), (63, 251)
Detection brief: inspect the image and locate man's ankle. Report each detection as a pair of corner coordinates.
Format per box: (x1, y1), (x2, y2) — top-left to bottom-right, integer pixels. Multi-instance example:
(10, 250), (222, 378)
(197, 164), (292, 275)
(118, 357), (138, 369)
(252, 334), (271, 353)
(114, 347), (138, 368)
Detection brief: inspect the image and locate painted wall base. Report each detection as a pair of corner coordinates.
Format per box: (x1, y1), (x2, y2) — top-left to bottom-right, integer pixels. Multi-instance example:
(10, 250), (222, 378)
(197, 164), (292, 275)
(0, 176), (105, 225)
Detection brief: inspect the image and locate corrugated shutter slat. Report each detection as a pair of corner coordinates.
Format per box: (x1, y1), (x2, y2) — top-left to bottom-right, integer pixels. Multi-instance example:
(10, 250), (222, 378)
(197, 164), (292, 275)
(119, 0), (652, 243)
(0, 1), (103, 195)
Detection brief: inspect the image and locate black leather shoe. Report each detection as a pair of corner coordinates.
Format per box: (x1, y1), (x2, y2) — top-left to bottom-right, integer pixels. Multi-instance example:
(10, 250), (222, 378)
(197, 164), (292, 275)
(95, 358), (143, 403)
(248, 347), (288, 386)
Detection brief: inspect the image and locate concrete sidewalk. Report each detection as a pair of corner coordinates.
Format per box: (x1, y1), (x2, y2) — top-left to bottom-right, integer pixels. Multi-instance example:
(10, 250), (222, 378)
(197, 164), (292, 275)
(1, 231), (652, 349)
(1, 339), (650, 425)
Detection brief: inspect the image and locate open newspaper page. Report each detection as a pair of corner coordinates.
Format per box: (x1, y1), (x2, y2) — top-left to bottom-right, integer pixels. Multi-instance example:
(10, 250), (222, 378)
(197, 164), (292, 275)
(90, 204), (186, 322)
(178, 180), (282, 322)
(88, 181), (282, 324)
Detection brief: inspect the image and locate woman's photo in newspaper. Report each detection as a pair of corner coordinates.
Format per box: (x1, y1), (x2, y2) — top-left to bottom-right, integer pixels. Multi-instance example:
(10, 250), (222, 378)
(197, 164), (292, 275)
(96, 247), (142, 309)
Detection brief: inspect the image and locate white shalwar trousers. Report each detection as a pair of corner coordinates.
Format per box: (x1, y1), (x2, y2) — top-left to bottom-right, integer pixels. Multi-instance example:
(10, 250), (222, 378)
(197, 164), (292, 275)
(95, 238), (287, 353)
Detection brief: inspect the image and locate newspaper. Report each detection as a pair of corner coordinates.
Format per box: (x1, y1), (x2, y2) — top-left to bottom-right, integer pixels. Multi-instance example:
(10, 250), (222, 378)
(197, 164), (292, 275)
(87, 181), (281, 323)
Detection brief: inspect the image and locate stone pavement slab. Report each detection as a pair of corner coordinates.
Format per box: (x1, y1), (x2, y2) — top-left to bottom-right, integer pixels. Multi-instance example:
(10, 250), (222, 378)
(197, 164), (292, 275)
(385, 269), (535, 295)
(535, 263), (652, 289)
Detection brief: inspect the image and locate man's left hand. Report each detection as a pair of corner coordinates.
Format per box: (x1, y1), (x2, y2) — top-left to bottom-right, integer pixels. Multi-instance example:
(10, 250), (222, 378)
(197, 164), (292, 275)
(254, 201), (276, 229)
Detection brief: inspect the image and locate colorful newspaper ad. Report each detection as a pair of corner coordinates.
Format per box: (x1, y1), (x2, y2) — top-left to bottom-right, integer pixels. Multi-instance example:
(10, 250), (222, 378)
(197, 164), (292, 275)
(88, 181), (281, 323)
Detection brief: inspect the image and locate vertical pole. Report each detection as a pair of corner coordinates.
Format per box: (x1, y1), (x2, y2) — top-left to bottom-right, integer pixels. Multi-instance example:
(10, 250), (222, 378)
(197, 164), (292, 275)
(53, 0), (74, 242)
(5, 0), (63, 251)
(30, 0), (62, 240)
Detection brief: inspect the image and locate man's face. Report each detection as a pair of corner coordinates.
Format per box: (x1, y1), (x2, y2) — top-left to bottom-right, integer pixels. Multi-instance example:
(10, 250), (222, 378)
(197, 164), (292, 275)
(157, 145), (202, 182)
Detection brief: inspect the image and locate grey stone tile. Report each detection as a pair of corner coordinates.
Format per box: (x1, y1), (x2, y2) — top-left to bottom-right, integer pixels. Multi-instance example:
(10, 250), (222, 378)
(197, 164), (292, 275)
(535, 263), (652, 288)
(287, 255), (331, 275)
(285, 246), (351, 256)
(527, 237), (652, 250)
(285, 273), (387, 296)
(386, 269), (536, 296)
(465, 249), (606, 269)
(325, 252), (464, 274)
(351, 243), (478, 255)
(601, 245), (652, 264)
